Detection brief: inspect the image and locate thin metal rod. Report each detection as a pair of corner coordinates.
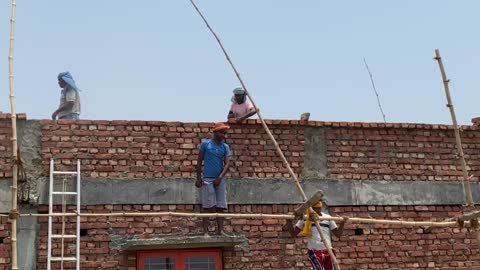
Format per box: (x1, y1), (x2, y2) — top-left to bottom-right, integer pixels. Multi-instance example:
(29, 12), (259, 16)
(363, 58), (387, 123)
(434, 49), (474, 206)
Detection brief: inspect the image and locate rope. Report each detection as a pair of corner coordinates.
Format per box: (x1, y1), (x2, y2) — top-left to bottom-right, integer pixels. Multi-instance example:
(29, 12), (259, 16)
(8, 209), (19, 220)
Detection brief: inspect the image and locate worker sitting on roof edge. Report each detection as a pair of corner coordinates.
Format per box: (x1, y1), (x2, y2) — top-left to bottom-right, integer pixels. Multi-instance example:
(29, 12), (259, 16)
(227, 87), (257, 123)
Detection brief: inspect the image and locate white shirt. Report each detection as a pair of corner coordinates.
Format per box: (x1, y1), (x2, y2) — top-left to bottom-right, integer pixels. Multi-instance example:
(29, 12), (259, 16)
(58, 87), (81, 117)
(295, 213), (338, 250)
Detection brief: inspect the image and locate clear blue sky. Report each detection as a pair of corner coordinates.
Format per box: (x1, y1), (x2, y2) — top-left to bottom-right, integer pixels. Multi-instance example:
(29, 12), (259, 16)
(0, 1), (479, 124)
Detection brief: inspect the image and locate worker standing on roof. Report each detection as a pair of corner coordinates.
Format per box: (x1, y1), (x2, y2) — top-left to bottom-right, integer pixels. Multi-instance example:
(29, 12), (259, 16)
(195, 123), (232, 236)
(227, 87), (257, 123)
(286, 202), (347, 270)
(52, 71), (81, 120)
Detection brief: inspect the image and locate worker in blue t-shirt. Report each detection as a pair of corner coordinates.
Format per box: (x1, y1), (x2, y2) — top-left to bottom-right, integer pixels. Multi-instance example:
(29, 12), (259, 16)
(195, 123), (232, 236)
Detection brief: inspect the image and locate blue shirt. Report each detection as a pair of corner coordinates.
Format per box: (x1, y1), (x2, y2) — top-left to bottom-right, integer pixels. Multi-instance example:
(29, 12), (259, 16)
(200, 139), (232, 178)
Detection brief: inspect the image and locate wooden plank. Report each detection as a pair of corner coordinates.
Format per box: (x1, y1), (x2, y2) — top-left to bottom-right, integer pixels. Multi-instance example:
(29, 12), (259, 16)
(294, 191), (324, 216)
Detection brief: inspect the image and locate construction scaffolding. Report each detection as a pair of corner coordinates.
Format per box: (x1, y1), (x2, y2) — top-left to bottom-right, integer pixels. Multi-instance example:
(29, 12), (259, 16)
(3, 1), (480, 270)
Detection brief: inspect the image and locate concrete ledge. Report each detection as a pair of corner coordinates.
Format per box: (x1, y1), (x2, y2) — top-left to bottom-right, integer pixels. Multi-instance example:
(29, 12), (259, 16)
(0, 179), (11, 212)
(110, 233), (248, 251)
(30, 178), (480, 206)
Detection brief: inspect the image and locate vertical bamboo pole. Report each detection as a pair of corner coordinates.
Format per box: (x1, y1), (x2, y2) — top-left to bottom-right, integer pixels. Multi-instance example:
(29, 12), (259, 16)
(8, 0), (19, 269)
(434, 49), (474, 206)
(189, 1), (341, 269)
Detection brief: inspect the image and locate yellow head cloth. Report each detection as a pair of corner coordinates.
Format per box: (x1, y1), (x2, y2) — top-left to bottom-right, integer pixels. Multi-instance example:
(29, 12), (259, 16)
(313, 201), (323, 209)
(302, 201), (323, 238)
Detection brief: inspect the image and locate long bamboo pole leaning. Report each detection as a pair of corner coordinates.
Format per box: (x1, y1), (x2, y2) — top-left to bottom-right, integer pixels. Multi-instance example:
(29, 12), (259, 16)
(190, 1), (338, 268)
(8, 0), (19, 269)
(434, 49), (474, 206)
(188, 0), (307, 201)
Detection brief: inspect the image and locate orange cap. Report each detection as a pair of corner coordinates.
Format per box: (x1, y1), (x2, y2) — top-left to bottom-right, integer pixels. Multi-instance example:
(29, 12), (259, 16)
(212, 123), (230, 132)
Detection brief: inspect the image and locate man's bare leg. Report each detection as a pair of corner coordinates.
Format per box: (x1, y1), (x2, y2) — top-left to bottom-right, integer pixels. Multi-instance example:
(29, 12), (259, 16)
(216, 208), (226, 235)
(203, 207), (216, 235)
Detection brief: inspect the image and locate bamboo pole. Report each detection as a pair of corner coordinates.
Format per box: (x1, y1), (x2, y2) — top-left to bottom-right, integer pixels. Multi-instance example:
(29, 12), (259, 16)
(188, 1), (339, 267)
(313, 218), (341, 267)
(457, 210), (480, 222)
(189, 0), (307, 200)
(17, 211), (460, 227)
(434, 49), (474, 206)
(8, 0), (19, 269)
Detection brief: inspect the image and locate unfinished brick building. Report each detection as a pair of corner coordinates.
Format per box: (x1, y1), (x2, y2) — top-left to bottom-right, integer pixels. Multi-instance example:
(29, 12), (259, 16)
(0, 112), (479, 269)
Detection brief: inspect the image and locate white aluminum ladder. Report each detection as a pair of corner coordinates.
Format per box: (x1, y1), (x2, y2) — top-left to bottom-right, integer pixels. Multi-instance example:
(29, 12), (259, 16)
(47, 159), (81, 270)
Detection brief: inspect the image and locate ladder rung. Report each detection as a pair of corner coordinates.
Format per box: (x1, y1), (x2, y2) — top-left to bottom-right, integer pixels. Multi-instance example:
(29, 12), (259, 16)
(53, 171), (78, 175)
(51, 234), (77, 239)
(52, 191), (78, 195)
(51, 257), (77, 261)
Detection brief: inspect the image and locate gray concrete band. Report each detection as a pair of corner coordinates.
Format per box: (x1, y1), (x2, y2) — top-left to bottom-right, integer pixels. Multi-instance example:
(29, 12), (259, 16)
(1, 178), (478, 209)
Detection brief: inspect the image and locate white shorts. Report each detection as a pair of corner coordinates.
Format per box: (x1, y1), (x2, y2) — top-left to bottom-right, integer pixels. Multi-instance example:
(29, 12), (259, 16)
(201, 178), (227, 209)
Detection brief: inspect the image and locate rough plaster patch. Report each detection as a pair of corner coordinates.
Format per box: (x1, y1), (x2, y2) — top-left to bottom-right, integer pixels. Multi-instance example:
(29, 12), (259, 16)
(303, 127), (327, 179)
(17, 120), (43, 204)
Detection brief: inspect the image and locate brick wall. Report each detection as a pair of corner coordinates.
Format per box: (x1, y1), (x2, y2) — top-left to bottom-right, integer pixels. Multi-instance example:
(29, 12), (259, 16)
(41, 119), (480, 181)
(332, 205), (479, 270)
(26, 205), (479, 270)
(2, 116), (480, 269)
(326, 126), (480, 181)
(0, 115), (13, 178)
(0, 217), (11, 270)
(0, 113), (27, 178)
(35, 204), (307, 270)
(41, 120), (305, 179)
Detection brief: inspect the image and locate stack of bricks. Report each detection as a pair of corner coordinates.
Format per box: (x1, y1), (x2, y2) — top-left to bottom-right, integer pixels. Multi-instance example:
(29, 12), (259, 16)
(41, 119), (305, 179)
(0, 112), (26, 178)
(40, 119), (480, 182)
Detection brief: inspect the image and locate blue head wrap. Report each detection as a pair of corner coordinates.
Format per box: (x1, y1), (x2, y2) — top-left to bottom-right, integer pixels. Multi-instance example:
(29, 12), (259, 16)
(58, 71), (78, 90)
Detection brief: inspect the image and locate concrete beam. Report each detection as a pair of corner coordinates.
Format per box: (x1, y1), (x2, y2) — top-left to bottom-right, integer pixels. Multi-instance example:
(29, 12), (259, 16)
(110, 233), (248, 251)
(0, 179), (11, 212)
(31, 178), (480, 206)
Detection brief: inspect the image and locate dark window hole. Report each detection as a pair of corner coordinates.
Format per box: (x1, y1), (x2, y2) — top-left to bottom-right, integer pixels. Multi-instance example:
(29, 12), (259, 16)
(422, 228), (432, 234)
(354, 228), (364, 236)
(80, 229), (88, 237)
